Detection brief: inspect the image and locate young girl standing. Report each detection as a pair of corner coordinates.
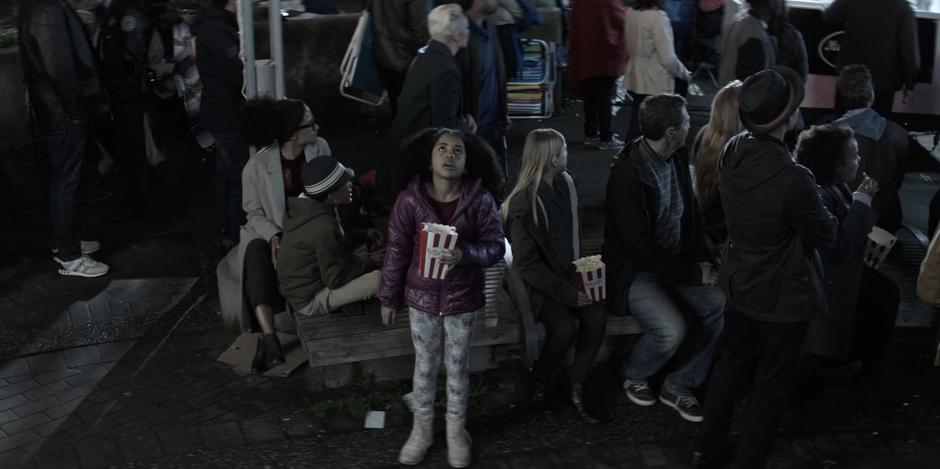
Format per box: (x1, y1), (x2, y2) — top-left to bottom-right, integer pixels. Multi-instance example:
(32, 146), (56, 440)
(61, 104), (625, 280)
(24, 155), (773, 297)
(379, 128), (505, 468)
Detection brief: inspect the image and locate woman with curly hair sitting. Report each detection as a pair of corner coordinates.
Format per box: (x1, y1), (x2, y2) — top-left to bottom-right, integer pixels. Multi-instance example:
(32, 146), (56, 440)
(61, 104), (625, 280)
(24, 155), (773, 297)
(217, 96), (331, 373)
(378, 128), (505, 467)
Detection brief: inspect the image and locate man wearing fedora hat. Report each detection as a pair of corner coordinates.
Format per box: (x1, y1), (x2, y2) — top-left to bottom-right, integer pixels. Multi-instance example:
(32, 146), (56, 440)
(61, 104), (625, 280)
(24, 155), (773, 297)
(277, 155), (382, 320)
(694, 66), (838, 468)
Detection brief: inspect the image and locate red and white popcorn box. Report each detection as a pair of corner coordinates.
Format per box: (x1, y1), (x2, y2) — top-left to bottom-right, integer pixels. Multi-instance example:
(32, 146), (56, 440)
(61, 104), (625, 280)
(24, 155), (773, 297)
(573, 255), (606, 302)
(418, 223), (459, 279)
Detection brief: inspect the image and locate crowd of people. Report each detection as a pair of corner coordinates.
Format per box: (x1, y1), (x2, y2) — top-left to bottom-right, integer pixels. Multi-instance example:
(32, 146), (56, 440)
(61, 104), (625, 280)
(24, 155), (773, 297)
(17, 0), (932, 468)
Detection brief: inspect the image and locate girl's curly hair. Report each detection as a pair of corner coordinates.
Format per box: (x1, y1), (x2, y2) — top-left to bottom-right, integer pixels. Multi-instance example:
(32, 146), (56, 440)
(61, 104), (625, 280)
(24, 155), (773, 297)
(387, 127), (506, 200)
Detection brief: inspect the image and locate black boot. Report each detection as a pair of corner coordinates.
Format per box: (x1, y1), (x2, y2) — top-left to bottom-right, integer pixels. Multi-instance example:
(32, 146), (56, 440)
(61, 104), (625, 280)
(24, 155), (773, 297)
(251, 334), (285, 373)
(570, 382), (604, 424)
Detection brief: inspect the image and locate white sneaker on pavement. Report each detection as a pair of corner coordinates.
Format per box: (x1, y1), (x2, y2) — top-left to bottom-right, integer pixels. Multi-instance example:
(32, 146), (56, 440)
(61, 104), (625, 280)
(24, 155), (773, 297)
(55, 255), (110, 278)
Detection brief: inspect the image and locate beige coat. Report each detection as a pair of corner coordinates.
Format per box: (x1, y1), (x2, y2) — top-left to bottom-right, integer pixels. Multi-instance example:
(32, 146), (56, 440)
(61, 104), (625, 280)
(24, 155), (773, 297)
(216, 137), (331, 330)
(622, 9), (690, 95)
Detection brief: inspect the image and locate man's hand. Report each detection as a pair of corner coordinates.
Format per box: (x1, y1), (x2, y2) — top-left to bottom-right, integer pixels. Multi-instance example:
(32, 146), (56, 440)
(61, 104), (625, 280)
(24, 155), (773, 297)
(903, 88), (913, 105)
(439, 247), (463, 266)
(577, 290), (593, 307)
(380, 306), (397, 326)
(699, 262), (718, 286)
(270, 234), (282, 268)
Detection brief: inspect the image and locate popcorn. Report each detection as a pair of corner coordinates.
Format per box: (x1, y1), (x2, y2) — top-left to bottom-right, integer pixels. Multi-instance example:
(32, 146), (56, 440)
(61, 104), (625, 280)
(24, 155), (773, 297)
(418, 223), (459, 279)
(572, 255), (606, 302)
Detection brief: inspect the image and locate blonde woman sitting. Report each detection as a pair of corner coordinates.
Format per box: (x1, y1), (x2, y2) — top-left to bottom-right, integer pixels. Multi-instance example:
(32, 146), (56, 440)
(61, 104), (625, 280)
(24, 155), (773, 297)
(501, 128), (604, 424)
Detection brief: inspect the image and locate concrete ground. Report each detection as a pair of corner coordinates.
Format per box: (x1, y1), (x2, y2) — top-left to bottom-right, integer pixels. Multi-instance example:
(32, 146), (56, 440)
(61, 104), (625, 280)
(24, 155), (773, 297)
(1, 85), (940, 468)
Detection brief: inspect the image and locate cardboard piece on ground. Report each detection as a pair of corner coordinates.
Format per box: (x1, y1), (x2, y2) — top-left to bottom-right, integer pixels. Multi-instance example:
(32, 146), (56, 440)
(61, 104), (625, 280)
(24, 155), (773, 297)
(217, 332), (306, 378)
(364, 410), (386, 429)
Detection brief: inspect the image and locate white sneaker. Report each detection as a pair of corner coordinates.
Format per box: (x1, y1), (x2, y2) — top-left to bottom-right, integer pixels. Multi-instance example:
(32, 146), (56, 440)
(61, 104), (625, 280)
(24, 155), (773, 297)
(55, 255), (110, 278)
(52, 240), (101, 255)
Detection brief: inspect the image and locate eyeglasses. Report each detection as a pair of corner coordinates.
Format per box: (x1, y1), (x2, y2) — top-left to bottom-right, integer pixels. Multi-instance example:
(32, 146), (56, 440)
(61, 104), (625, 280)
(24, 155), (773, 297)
(296, 121), (317, 131)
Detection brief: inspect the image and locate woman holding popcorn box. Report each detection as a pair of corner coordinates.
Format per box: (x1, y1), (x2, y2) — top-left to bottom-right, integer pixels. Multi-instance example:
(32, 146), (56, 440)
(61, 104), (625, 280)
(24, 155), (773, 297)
(378, 128), (505, 468)
(500, 129), (607, 424)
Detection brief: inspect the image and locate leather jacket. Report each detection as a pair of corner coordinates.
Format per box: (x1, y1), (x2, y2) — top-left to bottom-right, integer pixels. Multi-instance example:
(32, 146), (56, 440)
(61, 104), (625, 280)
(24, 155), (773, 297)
(18, 0), (108, 134)
(379, 176), (505, 315)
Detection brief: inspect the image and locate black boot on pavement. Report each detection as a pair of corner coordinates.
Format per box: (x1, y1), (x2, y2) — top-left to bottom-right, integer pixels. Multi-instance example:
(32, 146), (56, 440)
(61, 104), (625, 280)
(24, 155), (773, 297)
(570, 382), (605, 424)
(251, 334), (285, 373)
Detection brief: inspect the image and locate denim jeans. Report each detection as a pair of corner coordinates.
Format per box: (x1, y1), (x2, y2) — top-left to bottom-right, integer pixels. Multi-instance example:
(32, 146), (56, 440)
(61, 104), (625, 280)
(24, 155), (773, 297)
(44, 119), (87, 262)
(622, 271), (725, 394)
(211, 130), (249, 243)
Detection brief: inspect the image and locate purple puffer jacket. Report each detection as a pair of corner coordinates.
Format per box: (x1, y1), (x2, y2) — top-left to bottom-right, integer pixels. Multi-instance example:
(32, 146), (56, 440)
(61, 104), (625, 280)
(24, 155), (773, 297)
(379, 176), (506, 315)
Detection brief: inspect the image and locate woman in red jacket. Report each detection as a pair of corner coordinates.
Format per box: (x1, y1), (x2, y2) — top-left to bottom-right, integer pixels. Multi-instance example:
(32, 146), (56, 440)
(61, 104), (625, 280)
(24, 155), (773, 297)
(379, 128), (505, 468)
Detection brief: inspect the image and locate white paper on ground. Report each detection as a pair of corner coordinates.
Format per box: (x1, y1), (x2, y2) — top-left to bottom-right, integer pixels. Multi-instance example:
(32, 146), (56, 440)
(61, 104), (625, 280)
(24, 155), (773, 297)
(364, 410), (386, 429)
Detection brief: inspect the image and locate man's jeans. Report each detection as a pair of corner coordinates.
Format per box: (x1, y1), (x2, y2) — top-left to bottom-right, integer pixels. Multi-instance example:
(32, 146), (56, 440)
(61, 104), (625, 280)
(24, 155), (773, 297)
(622, 271), (725, 394)
(212, 130), (249, 243)
(44, 120), (87, 262)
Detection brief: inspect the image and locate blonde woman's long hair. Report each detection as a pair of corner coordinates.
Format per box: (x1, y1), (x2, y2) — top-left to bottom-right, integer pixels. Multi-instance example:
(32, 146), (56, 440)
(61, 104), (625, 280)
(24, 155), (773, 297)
(500, 128), (566, 225)
(693, 80), (743, 211)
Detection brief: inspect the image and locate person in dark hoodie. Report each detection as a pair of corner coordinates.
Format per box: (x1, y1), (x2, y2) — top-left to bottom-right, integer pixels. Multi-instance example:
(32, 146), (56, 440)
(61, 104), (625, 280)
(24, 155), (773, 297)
(834, 64), (909, 234)
(192, 0), (248, 247)
(277, 156), (382, 321)
(694, 67), (838, 469)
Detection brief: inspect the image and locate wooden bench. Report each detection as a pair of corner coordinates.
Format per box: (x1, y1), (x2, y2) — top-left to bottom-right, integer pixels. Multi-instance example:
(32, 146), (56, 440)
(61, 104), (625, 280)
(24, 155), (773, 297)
(292, 238), (644, 386)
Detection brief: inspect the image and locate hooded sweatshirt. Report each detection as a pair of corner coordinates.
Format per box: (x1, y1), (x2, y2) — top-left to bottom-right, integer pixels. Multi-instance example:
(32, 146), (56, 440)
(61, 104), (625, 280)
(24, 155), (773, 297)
(277, 197), (376, 311)
(718, 132), (837, 323)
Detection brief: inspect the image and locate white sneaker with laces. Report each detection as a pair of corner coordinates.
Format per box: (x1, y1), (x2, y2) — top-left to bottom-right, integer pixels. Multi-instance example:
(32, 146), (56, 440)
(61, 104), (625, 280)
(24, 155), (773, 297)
(52, 240), (101, 256)
(55, 255), (110, 278)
